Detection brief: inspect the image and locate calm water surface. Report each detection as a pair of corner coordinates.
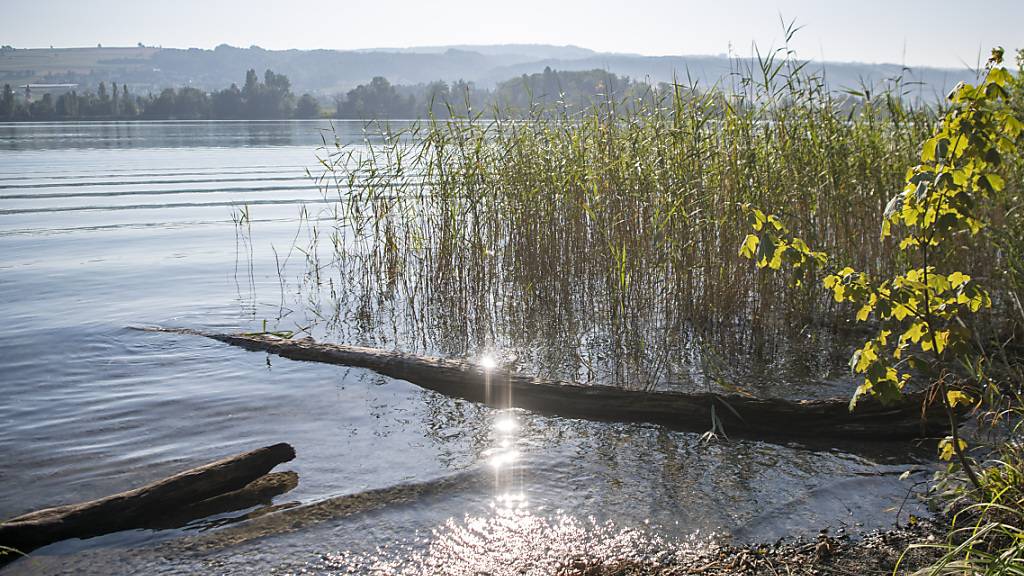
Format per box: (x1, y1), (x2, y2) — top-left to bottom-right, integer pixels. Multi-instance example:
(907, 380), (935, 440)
(0, 121), (931, 574)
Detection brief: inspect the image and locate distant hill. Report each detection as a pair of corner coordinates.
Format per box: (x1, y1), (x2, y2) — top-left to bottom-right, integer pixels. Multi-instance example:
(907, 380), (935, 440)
(352, 44), (597, 60)
(480, 54), (972, 101)
(0, 43), (977, 100)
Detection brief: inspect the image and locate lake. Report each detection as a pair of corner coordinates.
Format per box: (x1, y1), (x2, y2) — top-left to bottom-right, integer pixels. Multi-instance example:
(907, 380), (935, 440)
(0, 121), (931, 574)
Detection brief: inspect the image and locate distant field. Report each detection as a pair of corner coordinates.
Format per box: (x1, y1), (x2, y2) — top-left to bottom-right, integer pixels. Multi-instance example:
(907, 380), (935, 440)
(0, 47), (160, 80)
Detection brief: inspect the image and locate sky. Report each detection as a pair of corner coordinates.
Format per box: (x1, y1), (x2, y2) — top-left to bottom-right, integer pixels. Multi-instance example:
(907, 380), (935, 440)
(2, 0), (1022, 68)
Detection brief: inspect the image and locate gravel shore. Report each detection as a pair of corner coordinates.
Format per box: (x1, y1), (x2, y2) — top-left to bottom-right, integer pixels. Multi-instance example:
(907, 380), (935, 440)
(556, 520), (944, 575)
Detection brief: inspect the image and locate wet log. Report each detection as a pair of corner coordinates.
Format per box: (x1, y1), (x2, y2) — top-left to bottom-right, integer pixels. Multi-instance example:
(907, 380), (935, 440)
(146, 470), (300, 530)
(151, 328), (954, 440)
(0, 443), (295, 558)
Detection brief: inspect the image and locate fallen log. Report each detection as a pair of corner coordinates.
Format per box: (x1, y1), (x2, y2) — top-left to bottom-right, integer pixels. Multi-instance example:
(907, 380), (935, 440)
(0, 443), (295, 558)
(181, 465), (487, 553)
(150, 328), (954, 440)
(147, 470), (300, 530)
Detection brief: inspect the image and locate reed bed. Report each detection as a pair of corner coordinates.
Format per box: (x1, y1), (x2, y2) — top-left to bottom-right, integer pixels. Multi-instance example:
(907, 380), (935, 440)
(296, 53), (1018, 394)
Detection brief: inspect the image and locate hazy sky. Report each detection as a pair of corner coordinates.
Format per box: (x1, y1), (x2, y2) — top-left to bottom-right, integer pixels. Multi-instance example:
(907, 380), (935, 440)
(2, 0), (1022, 68)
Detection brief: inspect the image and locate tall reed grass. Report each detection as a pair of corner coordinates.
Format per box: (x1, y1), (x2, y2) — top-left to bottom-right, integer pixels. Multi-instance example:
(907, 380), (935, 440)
(299, 46), (1019, 395)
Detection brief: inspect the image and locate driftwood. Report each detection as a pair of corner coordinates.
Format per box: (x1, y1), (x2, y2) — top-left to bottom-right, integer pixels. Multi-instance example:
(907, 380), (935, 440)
(178, 465), (487, 553)
(151, 328), (954, 440)
(0, 443), (295, 558)
(147, 470), (299, 530)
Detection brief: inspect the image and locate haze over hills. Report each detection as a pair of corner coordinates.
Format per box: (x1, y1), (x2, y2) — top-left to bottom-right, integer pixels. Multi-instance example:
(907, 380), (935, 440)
(351, 44), (599, 60)
(0, 43), (977, 99)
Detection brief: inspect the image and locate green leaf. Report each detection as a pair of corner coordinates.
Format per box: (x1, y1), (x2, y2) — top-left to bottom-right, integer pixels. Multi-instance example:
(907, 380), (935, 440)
(951, 136), (969, 158)
(750, 208), (766, 231)
(903, 321), (927, 344)
(947, 271), (970, 287)
(849, 380), (872, 411)
(921, 138), (937, 162)
(984, 173), (1005, 193)
(739, 234), (759, 259)
(899, 236), (919, 250)
(832, 283), (846, 302)
(987, 67), (1012, 87)
(967, 289), (992, 312)
(938, 436), (967, 461)
(1003, 115), (1024, 139)
(880, 218), (892, 238)
(873, 379), (903, 405)
(854, 344), (878, 372)
(946, 390), (973, 408)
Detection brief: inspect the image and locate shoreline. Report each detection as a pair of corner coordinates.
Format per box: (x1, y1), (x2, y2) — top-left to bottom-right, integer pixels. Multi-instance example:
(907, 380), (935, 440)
(558, 519), (945, 575)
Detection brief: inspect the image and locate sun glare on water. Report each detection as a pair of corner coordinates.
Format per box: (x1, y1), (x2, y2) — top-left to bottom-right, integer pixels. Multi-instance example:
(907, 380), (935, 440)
(478, 354), (498, 370)
(493, 416), (517, 434)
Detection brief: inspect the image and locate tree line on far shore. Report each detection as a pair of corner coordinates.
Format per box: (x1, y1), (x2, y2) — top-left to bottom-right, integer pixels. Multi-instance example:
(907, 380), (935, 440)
(1, 67), (645, 122)
(1, 69), (309, 121)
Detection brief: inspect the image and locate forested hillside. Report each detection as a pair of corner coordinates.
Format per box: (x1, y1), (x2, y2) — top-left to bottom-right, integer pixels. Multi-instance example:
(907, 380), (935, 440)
(0, 43), (976, 99)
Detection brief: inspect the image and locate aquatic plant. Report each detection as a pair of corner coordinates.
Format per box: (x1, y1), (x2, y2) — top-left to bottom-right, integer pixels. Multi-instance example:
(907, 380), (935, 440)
(303, 41), (958, 393)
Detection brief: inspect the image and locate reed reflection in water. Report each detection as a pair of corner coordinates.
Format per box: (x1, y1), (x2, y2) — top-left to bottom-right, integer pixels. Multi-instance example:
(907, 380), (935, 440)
(261, 185), (862, 402)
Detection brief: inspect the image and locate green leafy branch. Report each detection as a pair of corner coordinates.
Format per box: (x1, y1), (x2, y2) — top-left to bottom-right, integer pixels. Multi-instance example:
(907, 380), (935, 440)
(739, 49), (1022, 491)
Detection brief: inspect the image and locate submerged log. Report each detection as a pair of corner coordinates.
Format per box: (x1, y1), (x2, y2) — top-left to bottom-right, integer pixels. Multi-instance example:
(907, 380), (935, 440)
(151, 328), (953, 440)
(0, 443), (295, 558)
(146, 470), (300, 530)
